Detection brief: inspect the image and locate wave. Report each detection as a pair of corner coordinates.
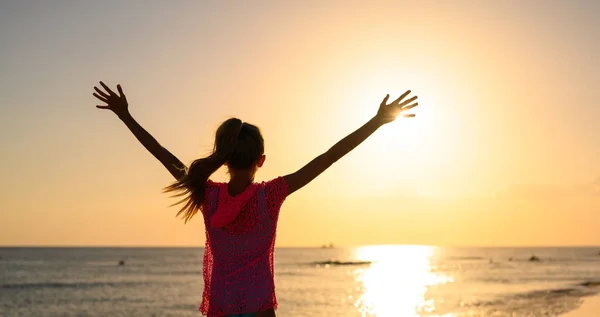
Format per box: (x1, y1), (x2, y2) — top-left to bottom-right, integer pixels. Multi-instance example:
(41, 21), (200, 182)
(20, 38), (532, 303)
(311, 260), (372, 266)
(500, 281), (600, 307)
(2, 281), (144, 290)
(146, 270), (202, 276)
(448, 256), (486, 260)
(466, 280), (600, 316)
(580, 281), (600, 287)
(277, 271), (309, 276)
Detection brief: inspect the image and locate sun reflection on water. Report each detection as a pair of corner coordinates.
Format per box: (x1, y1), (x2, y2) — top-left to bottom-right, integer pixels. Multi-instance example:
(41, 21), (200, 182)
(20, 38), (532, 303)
(353, 245), (454, 317)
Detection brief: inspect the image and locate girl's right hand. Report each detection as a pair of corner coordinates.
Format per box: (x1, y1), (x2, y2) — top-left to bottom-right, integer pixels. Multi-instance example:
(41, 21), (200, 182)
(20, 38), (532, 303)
(374, 90), (418, 125)
(93, 81), (129, 118)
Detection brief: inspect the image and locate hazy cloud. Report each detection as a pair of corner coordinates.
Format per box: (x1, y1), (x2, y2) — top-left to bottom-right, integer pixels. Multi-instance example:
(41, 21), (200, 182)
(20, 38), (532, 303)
(496, 177), (600, 200)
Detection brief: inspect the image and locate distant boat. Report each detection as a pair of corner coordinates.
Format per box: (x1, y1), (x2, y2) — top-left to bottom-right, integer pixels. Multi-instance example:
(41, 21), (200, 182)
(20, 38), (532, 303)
(118, 260), (125, 266)
(321, 243), (334, 249)
(529, 255), (541, 262)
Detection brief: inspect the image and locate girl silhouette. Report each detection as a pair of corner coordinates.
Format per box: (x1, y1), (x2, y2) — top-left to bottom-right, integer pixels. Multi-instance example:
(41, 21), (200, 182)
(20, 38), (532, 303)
(92, 81), (418, 317)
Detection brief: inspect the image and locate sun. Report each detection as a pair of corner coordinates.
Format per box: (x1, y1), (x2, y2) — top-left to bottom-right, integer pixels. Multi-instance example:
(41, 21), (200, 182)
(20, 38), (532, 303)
(326, 61), (460, 198)
(340, 70), (453, 196)
(351, 80), (439, 160)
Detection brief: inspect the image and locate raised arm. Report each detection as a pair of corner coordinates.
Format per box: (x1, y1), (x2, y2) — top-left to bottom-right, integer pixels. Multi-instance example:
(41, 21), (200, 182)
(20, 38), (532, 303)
(92, 81), (186, 180)
(283, 90), (418, 195)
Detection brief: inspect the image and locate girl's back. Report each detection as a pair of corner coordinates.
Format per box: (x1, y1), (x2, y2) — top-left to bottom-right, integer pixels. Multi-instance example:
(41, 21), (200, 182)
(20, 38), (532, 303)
(200, 178), (288, 316)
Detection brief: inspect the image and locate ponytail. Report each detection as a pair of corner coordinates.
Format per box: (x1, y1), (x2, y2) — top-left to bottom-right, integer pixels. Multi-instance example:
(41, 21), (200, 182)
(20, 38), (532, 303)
(164, 118), (243, 223)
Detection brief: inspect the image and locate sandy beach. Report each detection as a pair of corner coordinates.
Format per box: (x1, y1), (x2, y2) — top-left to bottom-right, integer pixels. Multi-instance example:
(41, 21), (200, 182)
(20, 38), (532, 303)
(562, 295), (600, 317)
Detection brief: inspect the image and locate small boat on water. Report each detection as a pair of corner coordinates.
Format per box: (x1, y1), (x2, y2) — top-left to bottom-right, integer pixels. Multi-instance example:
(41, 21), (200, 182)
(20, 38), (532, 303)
(529, 255), (541, 262)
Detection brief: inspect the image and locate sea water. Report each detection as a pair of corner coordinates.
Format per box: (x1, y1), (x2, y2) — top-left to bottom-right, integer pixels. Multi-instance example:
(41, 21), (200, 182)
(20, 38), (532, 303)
(1, 246), (599, 317)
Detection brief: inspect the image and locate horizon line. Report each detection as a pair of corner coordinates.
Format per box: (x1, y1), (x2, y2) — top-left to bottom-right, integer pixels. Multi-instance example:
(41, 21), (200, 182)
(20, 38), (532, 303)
(1, 244), (599, 249)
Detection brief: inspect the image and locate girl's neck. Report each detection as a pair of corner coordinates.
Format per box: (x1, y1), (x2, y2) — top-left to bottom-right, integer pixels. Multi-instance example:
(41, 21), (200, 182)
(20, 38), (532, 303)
(227, 176), (254, 197)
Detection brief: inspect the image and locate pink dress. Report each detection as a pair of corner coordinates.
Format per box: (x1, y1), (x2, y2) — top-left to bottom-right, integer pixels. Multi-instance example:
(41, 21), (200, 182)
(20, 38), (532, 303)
(199, 177), (288, 317)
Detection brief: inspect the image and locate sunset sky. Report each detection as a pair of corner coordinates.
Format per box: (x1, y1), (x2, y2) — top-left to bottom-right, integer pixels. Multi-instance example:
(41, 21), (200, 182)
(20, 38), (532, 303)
(1, 1), (599, 247)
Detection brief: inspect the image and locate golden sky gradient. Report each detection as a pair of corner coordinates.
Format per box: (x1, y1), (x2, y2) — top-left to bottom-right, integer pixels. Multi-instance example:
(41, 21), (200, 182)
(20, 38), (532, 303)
(1, 1), (599, 246)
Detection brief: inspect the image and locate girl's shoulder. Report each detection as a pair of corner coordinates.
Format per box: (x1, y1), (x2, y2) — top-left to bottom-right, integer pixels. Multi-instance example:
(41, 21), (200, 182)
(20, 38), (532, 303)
(258, 176), (288, 191)
(206, 179), (223, 185)
(206, 177), (288, 197)
(258, 177), (289, 205)
(205, 179), (225, 194)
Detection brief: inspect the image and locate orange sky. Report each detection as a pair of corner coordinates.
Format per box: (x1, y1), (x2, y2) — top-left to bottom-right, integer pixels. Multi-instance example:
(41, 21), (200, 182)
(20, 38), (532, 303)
(1, 1), (599, 246)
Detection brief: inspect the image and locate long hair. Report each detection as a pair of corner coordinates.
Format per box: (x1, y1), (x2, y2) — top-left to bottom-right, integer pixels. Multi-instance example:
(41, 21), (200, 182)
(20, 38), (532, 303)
(164, 118), (265, 223)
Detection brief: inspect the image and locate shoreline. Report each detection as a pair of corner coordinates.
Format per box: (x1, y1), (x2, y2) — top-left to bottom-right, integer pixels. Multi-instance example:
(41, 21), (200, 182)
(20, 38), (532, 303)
(562, 294), (600, 317)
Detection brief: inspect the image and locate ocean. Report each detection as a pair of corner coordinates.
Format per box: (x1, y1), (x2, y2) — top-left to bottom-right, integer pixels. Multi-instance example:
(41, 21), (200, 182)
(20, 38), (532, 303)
(1, 246), (599, 317)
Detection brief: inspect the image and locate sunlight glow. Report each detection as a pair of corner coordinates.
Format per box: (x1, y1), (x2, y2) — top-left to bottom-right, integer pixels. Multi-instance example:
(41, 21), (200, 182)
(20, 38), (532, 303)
(336, 65), (461, 198)
(346, 72), (435, 157)
(353, 245), (454, 317)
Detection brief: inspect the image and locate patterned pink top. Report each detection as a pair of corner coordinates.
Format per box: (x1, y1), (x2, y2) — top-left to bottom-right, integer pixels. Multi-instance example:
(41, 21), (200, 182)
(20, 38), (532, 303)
(199, 177), (288, 317)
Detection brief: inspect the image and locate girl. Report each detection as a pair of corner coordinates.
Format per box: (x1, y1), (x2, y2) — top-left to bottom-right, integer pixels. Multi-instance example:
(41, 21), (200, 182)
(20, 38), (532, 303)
(92, 81), (418, 317)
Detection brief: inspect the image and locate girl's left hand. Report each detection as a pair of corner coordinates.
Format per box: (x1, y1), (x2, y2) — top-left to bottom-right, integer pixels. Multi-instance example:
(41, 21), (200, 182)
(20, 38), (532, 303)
(93, 81), (129, 118)
(374, 90), (418, 125)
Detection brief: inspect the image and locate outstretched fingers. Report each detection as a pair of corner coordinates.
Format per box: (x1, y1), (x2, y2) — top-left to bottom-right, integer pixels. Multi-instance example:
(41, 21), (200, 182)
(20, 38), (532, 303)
(116, 84), (126, 99)
(402, 102), (418, 111)
(93, 92), (108, 103)
(381, 94), (390, 106)
(93, 86), (110, 99)
(401, 101), (418, 118)
(99, 81), (117, 96)
(399, 96), (418, 107)
(392, 90), (411, 104)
